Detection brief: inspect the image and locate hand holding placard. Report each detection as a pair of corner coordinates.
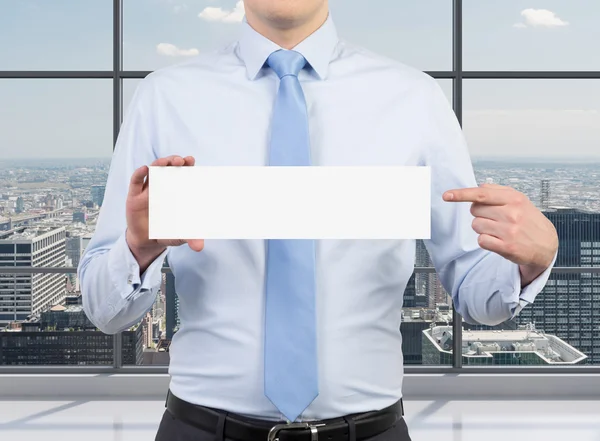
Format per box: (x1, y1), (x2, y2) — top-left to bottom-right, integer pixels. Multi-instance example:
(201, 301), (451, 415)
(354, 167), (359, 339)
(126, 155), (204, 273)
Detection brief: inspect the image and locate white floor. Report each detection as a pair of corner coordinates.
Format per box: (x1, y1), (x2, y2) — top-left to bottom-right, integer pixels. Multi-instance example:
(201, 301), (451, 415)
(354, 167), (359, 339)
(1, 399), (599, 441)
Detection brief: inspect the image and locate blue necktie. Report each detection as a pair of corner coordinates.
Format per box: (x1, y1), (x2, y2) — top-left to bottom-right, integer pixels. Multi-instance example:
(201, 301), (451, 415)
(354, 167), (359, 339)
(264, 49), (318, 422)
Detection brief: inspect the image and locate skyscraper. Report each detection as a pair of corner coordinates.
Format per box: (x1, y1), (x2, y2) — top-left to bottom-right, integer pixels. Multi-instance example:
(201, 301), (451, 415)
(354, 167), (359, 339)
(65, 234), (85, 269)
(0, 227), (67, 324)
(15, 197), (24, 214)
(91, 185), (106, 207)
(414, 239), (449, 308)
(403, 273), (417, 308)
(164, 258), (179, 340)
(517, 208), (600, 363)
(540, 179), (551, 210)
(415, 239), (433, 306)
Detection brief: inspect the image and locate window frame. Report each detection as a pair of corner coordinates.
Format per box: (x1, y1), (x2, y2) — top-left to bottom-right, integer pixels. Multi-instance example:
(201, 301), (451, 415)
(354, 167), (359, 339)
(1, 0), (599, 373)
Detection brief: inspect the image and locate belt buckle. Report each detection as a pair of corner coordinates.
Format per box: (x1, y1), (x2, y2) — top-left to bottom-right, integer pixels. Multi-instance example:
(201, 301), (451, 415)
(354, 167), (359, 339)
(268, 422), (325, 441)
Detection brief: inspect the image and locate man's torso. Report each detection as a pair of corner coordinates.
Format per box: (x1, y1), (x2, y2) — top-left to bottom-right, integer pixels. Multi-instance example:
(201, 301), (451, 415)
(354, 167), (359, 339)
(144, 38), (439, 420)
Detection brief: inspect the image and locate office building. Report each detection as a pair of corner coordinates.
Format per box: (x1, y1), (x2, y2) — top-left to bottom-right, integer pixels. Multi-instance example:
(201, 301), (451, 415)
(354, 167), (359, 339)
(423, 325), (587, 365)
(0, 302), (143, 365)
(40, 302), (94, 330)
(141, 312), (154, 348)
(0, 227), (67, 324)
(540, 180), (551, 210)
(165, 268), (179, 340)
(72, 211), (86, 224)
(15, 197), (24, 214)
(401, 307), (453, 365)
(517, 208), (600, 363)
(0, 325), (143, 366)
(403, 273), (417, 308)
(65, 234), (85, 269)
(413, 239), (450, 308)
(91, 185), (106, 207)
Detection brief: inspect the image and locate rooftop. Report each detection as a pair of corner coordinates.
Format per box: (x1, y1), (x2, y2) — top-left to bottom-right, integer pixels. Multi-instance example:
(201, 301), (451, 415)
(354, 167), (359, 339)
(425, 325), (588, 364)
(0, 225), (65, 241)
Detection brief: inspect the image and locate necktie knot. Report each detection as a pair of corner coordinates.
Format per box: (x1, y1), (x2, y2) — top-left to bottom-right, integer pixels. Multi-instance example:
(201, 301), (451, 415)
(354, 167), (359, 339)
(267, 50), (307, 79)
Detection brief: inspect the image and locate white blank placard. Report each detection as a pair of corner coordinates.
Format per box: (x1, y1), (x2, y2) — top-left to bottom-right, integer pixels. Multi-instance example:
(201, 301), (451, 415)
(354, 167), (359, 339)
(148, 166), (430, 240)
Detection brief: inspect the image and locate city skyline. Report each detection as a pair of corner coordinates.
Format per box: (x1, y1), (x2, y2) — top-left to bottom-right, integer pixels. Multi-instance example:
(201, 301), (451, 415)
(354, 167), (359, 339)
(1, 158), (599, 366)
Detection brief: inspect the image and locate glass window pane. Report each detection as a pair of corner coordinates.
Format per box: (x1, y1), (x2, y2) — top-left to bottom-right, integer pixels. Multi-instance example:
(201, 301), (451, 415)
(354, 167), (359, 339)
(0, 271), (125, 366)
(0, 80), (112, 159)
(330, 0), (452, 71)
(464, 1), (600, 71)
(124, 0), (452, 71)
(0, 80), (112, 365)
(465, 80), (600, 163)
(0, 2), (112, 70)
(124, 0), (243, 71)
(465, 79), (600, 366)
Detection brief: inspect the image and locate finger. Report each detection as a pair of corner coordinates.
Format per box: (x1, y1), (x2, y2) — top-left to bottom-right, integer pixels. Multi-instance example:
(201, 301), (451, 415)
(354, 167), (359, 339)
(470, 203), (504, 221)
(183, 156), (196, 167)
(443, 187), (512, 205)
(151, 155), (185, 167)
(157, 239), (204, 251)
(129, 165), (149, 197)
(471, 217), (503, 238)
(480, 183), (511, 190)
(477, 234), (508, 256)
(186, 239), (205, 252)
(157, 239), (187, 247)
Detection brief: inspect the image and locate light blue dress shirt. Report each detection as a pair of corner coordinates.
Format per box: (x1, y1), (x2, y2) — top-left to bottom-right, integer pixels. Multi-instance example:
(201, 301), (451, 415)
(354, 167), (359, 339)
(79, 16), (554, 421)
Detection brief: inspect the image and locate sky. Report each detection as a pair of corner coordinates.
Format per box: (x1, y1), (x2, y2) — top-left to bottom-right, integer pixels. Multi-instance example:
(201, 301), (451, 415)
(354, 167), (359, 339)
(0, 0), (599, 159)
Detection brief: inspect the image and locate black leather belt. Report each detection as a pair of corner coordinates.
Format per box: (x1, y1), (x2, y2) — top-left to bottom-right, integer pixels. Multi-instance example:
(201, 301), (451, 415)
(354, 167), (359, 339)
(165, 390), (404, 441)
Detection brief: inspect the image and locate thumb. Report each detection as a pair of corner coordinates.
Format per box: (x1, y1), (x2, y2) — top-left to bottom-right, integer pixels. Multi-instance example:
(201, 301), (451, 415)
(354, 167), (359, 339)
(129, 165), (149, 197)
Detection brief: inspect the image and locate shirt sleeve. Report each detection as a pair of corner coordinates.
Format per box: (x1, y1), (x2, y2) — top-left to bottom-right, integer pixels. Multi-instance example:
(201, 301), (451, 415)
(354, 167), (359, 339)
(420, 76), (555, 326)
(77, 75), (168, 335)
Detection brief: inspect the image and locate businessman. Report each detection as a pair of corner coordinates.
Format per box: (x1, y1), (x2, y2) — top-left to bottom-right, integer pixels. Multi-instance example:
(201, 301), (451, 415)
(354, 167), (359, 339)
(78, 1), (559, 440)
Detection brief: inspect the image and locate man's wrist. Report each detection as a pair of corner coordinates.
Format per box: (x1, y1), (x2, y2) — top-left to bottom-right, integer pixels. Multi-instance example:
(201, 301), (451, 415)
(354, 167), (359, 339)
(125, 229), (166, 273)
(519, 263), (549, 288)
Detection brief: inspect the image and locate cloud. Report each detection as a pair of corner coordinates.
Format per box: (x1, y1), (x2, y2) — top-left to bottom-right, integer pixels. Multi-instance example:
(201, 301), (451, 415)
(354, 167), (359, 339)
(199, 0), (244, 23)
(514, 9), (569, 28)
(156, 43), (199, 57)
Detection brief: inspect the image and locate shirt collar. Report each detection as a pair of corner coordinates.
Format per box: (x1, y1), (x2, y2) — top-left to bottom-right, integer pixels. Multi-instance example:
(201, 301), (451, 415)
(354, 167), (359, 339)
(237, 14), (339, 81)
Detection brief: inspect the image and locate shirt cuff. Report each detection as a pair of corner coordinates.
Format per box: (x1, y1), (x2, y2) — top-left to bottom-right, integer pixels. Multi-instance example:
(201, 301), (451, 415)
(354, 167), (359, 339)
(107, 232), (169, 301)
(509, 250), (558, 319)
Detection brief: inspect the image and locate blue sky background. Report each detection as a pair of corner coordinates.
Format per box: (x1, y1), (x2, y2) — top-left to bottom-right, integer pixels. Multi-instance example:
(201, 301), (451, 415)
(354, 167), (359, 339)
(0, 0), (598, 159)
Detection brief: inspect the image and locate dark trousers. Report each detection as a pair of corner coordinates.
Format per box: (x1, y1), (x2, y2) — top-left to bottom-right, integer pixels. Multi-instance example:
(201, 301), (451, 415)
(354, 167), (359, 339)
(155, 409), (413, 441)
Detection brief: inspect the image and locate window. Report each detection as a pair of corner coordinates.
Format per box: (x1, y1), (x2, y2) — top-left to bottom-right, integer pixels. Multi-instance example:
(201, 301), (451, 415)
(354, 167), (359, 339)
(0, 1), (112, 71)
(3, 0), (599, 371)
(465, 79), (600, 365)
(329, 0), (452, 71)
(0, 244), (14, 254)
(0, 80), (111, 366)
(465, 80), (600, 162)
(16, 244), (31, 254)
(464, 2), (600, 71)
